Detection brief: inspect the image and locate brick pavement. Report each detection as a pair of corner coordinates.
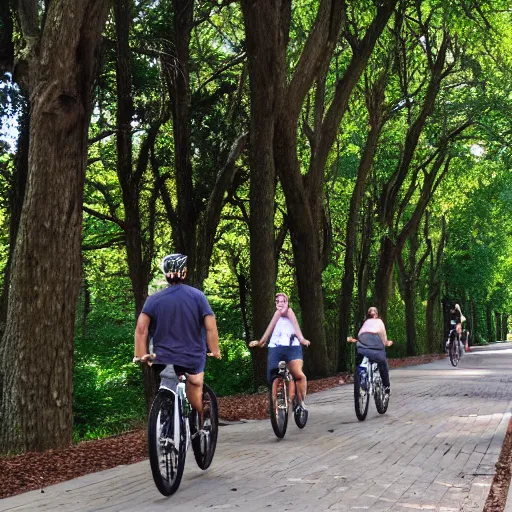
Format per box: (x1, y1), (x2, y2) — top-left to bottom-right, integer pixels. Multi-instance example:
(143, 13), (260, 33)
(2, 343), (512, 512)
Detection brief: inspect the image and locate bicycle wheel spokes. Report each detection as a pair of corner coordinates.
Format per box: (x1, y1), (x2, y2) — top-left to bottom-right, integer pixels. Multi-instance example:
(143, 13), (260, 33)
(269, 376), (288, 438)
(354, 367), (369, 421)
(192, 384), (219, 470)
(148, 391), (186, 496)
(449, 340), (459, 367)
(373, 371), (389, 415)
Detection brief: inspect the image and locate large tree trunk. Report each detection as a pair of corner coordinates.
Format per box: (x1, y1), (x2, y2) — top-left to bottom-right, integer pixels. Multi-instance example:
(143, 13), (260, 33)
(165, 0), (197, 276)
(241, 0), (288, 386)
(0, 0), (109, 453)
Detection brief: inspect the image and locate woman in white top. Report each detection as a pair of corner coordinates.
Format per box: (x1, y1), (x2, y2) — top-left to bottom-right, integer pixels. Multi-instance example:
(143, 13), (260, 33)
(250, 293), (310, 409)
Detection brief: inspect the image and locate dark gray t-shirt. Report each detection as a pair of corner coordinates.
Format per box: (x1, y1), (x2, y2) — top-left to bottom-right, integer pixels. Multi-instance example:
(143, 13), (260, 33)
(142, 284), (214, 370)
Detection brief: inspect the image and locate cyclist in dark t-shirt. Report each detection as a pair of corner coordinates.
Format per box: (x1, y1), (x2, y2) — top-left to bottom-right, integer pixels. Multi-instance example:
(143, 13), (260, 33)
(134, 254), (221, 418)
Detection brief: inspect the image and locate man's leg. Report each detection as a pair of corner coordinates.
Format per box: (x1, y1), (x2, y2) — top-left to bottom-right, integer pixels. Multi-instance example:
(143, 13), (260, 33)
(288, 359), (307, 403)
(185, 372), (204, 415)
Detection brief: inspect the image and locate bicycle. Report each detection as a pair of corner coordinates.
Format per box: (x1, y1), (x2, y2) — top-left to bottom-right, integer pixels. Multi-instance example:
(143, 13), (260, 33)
(448, 331), (463, 367)
(353, 353), (389, 421)
(147, 362), (219, 496)
(269, 360), (309, 438)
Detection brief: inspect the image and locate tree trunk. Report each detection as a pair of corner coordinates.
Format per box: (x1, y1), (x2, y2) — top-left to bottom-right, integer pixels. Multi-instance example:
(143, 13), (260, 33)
(426, 217), (445, 353)
(0, 0), (110, 453)
(495, 312), (501, 341)
(338, 95), (386, 370)
(241, 0), (288, 386)
(486, 307), (493, 342)
(373, 237), (397, 322)
(274, 121), (328, 377)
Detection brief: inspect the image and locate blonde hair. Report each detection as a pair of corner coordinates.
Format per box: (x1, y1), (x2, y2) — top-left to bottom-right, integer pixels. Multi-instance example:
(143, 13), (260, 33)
(275, 292), (289, 301)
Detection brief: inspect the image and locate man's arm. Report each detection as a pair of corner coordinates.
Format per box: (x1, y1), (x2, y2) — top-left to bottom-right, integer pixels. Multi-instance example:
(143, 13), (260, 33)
(134, 313), (151, 358)
(205, 314), (221, 358)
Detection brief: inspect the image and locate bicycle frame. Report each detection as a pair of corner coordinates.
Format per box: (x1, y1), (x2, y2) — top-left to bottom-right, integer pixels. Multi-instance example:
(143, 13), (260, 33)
(159, 367), (191, 451)
(276, 361), (295, 403)
(359, 356), (377, 396)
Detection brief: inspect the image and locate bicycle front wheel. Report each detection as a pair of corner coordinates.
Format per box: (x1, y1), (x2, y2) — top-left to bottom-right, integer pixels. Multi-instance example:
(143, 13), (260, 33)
(269, 376), (288, 438)
(148, 390), (186, 496)
(354, 368), (369, 421)
(192, 384), (219, 470)
(449, 339), (459, 367)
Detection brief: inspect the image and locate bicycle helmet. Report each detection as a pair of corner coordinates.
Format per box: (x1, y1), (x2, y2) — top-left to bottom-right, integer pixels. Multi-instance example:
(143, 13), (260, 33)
(161, 253), (188, 281)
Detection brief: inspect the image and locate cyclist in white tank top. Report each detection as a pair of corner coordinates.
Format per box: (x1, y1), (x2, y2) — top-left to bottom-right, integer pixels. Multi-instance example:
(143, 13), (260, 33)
(249, 293), (310, 409)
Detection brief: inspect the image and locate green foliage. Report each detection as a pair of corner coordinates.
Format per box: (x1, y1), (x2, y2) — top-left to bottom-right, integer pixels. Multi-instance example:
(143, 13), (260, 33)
(73, 305), (145, 441)
(204, 334), (252, 397)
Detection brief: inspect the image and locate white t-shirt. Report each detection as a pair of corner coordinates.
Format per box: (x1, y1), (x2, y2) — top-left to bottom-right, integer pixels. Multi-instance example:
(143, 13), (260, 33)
(268, 317), (300, 347)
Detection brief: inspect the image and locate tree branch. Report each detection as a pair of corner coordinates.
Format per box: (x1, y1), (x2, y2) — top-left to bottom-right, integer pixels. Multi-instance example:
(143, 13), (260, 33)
(83, 205), (125, 229)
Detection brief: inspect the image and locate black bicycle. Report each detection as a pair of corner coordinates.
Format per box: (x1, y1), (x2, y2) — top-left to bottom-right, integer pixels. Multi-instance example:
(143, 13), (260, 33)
(147, 364), (218, 496)
(269, 360), (308, 438)
(448, 332), (462, 367)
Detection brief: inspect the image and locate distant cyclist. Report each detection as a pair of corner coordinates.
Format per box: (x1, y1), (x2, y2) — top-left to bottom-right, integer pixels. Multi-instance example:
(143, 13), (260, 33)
(447, 304), (466, 352)
(134, 254), (221, 423)
(349, 307), (392, 396)
(249, 293), (310, 411)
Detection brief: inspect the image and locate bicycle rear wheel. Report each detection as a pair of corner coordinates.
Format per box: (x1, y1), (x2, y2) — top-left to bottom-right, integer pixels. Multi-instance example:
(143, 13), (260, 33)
(148, 390), (186, 496)
(269, 376), (288, 438)
(373, 370), (389, 415)
(192, 384), (219, 470)
(354, 367), (369, 421)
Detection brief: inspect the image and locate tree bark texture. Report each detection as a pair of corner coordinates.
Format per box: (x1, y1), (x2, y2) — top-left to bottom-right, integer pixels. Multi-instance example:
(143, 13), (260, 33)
(0, 0), (110, 454)
(241, 0), (289, 385)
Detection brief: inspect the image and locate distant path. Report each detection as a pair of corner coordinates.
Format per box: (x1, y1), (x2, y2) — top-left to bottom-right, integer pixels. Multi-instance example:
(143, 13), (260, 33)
(2, 343), (512, 511)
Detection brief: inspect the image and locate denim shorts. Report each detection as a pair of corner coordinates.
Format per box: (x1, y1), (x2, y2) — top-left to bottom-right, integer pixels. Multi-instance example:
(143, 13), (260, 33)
(267, 345), (303, 383)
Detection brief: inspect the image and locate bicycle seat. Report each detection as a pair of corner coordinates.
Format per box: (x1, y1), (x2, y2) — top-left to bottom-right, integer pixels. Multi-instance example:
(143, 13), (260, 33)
(160, 365), (179, 389)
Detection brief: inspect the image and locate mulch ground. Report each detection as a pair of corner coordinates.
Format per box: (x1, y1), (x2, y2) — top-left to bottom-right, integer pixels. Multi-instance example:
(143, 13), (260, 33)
(483, 417), (512, 512)
(1, 353), (448, 500)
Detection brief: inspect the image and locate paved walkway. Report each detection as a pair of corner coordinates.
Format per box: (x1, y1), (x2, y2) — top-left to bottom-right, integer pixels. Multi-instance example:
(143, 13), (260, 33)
(2, 343), (512, 512)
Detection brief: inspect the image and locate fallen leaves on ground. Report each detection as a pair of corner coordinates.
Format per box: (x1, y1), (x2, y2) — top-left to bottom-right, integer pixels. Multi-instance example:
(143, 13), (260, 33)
(0, 353), (446, 500)
(483, 418), (512, 512)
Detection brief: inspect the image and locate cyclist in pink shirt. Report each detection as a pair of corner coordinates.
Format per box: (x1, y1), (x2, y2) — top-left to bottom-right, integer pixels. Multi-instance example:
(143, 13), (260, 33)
(351, 307), (392, 396)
